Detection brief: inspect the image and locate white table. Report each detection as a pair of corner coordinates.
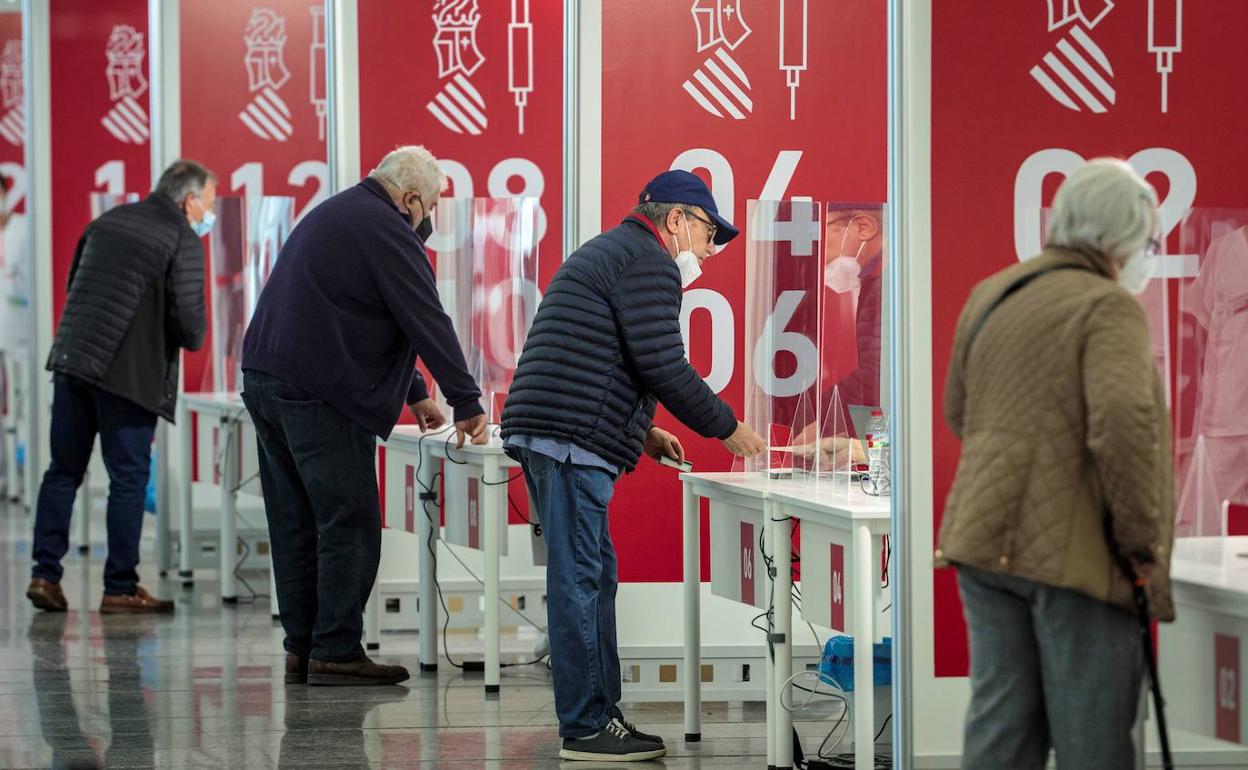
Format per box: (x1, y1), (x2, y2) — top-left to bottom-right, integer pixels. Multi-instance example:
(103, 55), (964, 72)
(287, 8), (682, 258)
(768, 479), (891, 770)
(180, 392), (253, 604)
(382, 425), (521, 695)
(679, 471), (891, 770)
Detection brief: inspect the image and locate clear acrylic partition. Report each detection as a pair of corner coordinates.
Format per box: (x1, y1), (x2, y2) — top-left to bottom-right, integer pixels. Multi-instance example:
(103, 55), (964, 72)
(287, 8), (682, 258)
(472, 197), (540, 424)
(427, 197), (474, 416)
(204, 196), (294, 393)
(740, 199), (823, 478)
(1174, 208), (1248, 538)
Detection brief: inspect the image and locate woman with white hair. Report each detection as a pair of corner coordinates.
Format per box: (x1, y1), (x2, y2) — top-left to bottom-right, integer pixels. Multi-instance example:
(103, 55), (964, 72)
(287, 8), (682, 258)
(936, 158), (1176, 769)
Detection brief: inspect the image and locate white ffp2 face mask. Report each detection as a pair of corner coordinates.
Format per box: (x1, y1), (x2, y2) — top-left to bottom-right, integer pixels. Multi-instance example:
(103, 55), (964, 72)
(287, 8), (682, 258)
(1117, 247), (1155, 294)
(674, 216), (702, 288)
(824, 223), (865, 293)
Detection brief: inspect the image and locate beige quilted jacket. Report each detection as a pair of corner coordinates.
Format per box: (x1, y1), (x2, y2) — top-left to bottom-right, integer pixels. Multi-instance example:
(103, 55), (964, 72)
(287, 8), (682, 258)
(936, 248), (1175, 620)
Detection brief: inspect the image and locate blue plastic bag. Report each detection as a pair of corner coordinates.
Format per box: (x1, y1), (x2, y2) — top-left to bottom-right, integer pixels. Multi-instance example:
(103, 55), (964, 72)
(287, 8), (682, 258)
(819, 635), (892, 692)
(144, 453), (157, 513)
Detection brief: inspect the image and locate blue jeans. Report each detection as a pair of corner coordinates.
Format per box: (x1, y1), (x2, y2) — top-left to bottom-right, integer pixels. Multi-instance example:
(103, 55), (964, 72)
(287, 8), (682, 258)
(242, 370), (381, 662)
(32, 375), (157, 595)
(515, 447), (621, 738)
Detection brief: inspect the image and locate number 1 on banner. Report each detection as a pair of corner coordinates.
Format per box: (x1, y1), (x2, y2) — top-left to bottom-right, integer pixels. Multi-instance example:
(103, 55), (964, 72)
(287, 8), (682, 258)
(94, 160), (126, 195)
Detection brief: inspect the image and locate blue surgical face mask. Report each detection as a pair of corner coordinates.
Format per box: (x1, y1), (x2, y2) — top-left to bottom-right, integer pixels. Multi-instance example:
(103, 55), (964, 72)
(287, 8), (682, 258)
(192, 210), (216, 238)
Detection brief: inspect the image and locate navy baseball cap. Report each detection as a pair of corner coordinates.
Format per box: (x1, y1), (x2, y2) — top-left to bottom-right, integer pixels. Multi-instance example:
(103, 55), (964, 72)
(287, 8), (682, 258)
(638, 170), (739, 246)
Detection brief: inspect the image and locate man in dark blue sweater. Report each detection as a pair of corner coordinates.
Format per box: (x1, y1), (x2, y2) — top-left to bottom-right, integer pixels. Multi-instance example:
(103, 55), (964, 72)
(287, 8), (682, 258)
(242, 146), (486, 686)
(502, 171), (766, 761)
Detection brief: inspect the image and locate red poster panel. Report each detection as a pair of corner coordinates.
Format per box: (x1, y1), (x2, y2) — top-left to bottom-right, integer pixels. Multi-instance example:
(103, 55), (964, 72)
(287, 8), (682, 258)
(603, 1), (886, 581)
(180, 0), (329, 393)
(830, 542), (845, 632)
(468, 477), (480, 550)
(933, 1), (1248, 676)
(358, 1), (562, 524)
(0, 11), (27, 357)
(1217, 633), (1241, 744)
(357, 0), (562, 288)
(739, 520), (755, 604)
(404, 463), (416, 533)
(49, 1), (152, 329)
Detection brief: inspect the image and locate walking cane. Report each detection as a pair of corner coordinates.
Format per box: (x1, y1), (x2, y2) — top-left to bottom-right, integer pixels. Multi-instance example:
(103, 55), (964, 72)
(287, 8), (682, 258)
(1121, 559), (1175, 770)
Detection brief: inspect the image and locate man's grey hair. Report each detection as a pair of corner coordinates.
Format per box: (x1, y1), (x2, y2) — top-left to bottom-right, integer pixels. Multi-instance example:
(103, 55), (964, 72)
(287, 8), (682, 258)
(369, 145), (448, 198)
(1045, 158), (1159, 263)
(155, 160), (215, 204)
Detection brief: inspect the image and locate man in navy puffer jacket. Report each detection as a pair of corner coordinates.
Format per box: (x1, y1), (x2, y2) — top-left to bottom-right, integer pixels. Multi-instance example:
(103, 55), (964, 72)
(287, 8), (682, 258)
(502, 171), (766, 762)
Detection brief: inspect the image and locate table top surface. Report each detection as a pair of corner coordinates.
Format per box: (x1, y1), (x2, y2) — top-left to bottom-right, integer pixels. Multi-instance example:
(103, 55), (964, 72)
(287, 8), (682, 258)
(680, 471), (892, 519)
(182, 391), (247, 415)
(384, 425), (513, 458)
(1170, 536), (1248, 595)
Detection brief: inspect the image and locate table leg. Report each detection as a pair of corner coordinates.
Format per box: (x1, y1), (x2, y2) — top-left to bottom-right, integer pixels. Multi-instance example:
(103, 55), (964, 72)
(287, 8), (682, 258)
(483, 454), (502, 695)
(269, 563), (280, 620)
(771, 500), (794, 770)
(417, 446), (440, 672)
(365, 576), (381, 651)
(220, 417), (238, 604)
(76, 469), (91, 553)
(682, 481), (702, 742)
(178, 402), (194, 584)
(854, 523), (873, 769)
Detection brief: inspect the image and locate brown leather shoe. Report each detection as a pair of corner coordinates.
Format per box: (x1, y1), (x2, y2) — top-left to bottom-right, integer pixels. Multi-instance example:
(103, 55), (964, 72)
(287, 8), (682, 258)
(285, 653), (309, 684)
(307, 655), (410, 686)
(27, 578), (68, 612)
(99, 586), (175, 614)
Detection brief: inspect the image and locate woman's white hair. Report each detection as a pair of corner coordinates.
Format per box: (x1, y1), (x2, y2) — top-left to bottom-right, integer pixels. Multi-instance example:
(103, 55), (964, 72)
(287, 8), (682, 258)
(368, 145), (448, 198)
(1045, 158), (1159, 263)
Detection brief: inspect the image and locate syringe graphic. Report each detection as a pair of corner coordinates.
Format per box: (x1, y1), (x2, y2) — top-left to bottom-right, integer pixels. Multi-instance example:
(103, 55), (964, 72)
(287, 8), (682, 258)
(310, 6), (327, 141)
(779, 0), (807, 120)
(1148, 0), (1182, 113)
(509, 0), (534, 134)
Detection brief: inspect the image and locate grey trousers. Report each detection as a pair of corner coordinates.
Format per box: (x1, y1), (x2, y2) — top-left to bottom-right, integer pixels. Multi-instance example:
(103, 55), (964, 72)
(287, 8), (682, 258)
(958, 565), (1144, 770)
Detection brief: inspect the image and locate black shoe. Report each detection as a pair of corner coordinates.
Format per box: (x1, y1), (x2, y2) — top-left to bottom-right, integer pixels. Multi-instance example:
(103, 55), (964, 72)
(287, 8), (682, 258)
(559, 719), (666, 762)
(611, 708), (665, 746)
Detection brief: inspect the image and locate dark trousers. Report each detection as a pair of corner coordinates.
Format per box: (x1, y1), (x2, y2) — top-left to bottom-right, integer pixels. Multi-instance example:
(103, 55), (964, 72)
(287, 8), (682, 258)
(514, 447), (621, 738)
(32, 375), (157, 595)
(241, 370), (381, 662)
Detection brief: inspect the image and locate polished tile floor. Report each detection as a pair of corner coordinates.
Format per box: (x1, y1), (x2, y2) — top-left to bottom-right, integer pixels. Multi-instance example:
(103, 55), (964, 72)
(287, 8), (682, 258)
(0, 501), (844, 768)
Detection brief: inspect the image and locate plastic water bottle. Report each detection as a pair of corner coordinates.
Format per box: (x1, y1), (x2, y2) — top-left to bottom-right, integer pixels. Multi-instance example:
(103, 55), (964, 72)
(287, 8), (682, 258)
(865, 410), (890, 495)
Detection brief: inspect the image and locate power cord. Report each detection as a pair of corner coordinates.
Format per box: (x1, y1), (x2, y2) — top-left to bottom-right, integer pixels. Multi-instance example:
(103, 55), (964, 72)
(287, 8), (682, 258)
(413, 432), (548, 671)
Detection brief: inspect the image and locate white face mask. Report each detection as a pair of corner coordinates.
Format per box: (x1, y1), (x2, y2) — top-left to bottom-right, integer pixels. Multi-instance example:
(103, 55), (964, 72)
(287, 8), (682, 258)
(673, 215), (702, 289)
(1117, 246), (1155, 295)
(824, 223), (865, 293)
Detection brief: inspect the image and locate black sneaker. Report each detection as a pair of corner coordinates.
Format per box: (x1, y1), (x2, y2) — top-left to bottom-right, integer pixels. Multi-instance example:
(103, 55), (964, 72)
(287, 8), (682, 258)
(559, 718), (667, 762)
(611, 707), (665, 746)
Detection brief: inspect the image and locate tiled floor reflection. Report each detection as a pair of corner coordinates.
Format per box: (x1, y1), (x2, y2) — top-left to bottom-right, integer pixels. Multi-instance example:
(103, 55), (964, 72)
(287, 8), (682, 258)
(0, 501), (839, 768)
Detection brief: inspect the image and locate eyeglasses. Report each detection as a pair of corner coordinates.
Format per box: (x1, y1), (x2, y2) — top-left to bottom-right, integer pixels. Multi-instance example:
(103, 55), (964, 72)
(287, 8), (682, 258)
(684, 210), (717, 241)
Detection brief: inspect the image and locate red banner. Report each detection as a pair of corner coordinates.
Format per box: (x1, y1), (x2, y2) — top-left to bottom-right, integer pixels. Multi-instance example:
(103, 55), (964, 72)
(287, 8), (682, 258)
(358, 1), (563, 524)
(180, 0), (329, 393)
(603, 0), (887, 581)
(0, 11), (27, 356)
(933, 1), (1248, 676)
(49, 1), (152, 329)
(358, 0), (562, 289)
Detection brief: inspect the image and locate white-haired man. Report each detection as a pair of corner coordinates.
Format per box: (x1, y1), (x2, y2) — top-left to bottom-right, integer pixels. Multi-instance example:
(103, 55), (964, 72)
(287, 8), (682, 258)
(242, 146), (487, 686)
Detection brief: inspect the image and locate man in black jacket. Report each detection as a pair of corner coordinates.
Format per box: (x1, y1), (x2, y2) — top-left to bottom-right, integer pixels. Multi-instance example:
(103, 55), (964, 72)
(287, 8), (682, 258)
(28, 159), (213, 614)
(501, 170), (766, 762)
(241, 145), (487, 687)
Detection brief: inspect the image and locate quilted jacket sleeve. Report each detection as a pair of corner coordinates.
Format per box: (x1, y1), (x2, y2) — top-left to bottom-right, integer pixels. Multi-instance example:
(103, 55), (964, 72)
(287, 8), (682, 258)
(166, 229), (207, 352)
(1081, 291), (1165, 564)
(609, 256), (737, 440)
